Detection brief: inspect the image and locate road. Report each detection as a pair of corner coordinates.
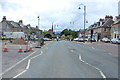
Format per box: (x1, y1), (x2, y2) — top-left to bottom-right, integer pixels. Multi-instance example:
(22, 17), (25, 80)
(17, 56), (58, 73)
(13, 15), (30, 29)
(3, 41), (118, 79)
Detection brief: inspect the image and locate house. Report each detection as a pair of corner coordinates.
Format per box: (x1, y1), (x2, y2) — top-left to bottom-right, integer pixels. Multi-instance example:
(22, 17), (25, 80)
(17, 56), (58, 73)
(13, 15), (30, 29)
(87, 15), (114, 41)
(111, 15), (120, 39)
(1, 16), (42, 39)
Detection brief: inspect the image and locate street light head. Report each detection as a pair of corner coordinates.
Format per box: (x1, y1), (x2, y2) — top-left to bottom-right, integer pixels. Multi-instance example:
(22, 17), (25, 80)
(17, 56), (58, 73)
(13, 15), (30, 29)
(78, 7), (81, 9)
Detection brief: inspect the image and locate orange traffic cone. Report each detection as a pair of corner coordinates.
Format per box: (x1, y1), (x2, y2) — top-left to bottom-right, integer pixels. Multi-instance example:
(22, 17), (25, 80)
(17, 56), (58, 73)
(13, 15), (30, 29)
(29, 42), (33, 51)
(3, 43), (8, 52)
(18, 45), (23, 52)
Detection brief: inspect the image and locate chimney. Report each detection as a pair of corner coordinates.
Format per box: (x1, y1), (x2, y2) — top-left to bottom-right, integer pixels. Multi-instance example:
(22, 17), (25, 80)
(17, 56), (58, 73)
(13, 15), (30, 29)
(99, 18), (104, 21)
(105, 15), (113, 21)
(19, 20), (23, 24)
(2, 16), (6, 21)
(36, 26), (38, 29)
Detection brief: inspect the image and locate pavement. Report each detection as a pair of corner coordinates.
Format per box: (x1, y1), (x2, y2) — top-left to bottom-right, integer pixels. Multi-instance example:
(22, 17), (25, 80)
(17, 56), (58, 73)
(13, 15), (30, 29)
(2, 40), (118, 79)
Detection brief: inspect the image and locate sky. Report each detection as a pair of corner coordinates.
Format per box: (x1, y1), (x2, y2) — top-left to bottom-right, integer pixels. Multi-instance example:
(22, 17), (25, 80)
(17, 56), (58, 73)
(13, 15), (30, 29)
(0, 0), (119, 31)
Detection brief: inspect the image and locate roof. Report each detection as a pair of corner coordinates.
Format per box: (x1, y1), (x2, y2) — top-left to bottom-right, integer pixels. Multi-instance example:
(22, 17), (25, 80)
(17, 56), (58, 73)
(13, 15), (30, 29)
(102, 18), (114, 27)
(88, 18), (113, 29)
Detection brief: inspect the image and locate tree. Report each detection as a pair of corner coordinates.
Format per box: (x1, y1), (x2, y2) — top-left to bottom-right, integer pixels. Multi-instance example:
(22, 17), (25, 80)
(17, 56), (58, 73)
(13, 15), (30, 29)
(60, 29), (79, 38)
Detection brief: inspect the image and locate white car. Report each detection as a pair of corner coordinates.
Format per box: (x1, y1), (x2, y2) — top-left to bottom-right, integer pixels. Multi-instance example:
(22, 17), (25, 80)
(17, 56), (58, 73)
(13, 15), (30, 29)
(73, 38), (79, 41)
(101, 37), (111, 42)
(111, 38), (120, 44)
(43, 38), (52, 41)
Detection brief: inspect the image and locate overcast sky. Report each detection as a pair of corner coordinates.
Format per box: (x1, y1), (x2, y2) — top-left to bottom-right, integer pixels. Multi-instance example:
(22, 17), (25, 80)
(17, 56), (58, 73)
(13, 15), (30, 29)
(0, 0), (119, 31)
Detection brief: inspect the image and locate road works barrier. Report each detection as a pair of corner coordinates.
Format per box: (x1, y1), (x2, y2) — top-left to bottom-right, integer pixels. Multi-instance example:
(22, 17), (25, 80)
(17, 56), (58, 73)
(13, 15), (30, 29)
(18, 45), (23, 53)
(2, 41), (38, 53)
(29, 42), (33, 51)
(3, 43), (8, 52)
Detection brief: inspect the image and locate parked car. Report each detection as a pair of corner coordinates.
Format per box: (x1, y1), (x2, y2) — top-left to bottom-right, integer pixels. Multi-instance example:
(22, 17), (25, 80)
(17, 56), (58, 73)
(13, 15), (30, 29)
(91, 38), (96, 42)
(73, 38), (79, 41)
(78, 38), (84, 42)
(111, 38), (120, 44)
(43, 38), (52, 41)
(84, 38), (88, 41)
(101, 37), (111, 42)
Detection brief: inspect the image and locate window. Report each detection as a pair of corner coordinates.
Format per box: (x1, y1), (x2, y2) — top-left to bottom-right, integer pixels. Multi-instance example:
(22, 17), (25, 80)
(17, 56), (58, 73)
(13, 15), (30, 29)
(104, 28), (106, 32)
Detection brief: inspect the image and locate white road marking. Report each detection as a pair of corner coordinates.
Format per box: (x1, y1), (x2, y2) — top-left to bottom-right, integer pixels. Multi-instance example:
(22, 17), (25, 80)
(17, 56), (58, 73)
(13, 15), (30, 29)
(26, 59), (31, 70)
(97, 44), (101, 45)
(12, 50), (44, 78)
(79, 54), (106, 79)
(13, 70), (27, 78)
(70, 50), (74, 53)
(31, 51), (43, 60)
(2, 49), (39, 76)
(92, 47), (95, 49)
(68, 46), (71, 49)
(46, 47), (48, 49)
(108, 53), (113, 55)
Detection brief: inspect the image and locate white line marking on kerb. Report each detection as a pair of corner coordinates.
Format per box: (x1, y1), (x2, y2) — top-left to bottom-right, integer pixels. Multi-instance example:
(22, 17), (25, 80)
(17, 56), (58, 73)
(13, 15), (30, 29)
(79, 54), (106, 79)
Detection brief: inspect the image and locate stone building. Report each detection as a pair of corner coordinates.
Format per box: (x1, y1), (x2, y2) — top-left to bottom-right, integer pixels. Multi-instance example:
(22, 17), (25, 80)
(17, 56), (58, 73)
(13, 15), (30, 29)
(0, 16), (42, 39)
(111, 15), (120, 39)
(86, 15), (114, 41)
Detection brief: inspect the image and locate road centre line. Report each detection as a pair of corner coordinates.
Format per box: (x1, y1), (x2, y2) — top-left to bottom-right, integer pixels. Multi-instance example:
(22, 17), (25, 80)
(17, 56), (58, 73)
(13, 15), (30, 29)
(1, 49), (40, 76)
(79, 54), (106, 79)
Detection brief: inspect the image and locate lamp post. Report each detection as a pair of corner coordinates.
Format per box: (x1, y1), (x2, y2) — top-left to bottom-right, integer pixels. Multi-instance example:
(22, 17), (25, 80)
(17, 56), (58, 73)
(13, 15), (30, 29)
(78, 4), (86, 42)
(36, 16), (41, 48)
(38, 16), (40, 29)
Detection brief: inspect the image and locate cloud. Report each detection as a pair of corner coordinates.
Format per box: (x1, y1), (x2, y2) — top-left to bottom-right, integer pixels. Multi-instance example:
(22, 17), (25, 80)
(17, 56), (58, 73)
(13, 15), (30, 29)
(0, 0), (119, 31)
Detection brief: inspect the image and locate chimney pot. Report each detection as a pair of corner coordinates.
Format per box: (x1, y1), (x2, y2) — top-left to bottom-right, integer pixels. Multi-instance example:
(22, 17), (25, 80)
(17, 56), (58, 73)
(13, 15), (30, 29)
(19, 20), (23, 23)
(3, 16), (6, 21)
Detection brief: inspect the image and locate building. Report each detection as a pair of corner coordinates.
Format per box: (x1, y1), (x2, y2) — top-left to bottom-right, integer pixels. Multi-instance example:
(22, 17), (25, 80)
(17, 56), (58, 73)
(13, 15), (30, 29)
(44, 23), (55, 38)
(86, 15), (114, 41)
(1, 16), (42, 39)
(111, 15), (120, 39)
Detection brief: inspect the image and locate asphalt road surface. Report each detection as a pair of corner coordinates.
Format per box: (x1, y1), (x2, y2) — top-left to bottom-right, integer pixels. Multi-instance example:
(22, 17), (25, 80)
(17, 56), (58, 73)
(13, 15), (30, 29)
(4, 41), (119, 79)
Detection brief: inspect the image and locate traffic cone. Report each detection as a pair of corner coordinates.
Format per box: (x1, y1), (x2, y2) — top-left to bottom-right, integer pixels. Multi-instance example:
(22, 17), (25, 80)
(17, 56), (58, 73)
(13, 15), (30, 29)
(18, 45), (23, 52)
(29, 42), (33, 51)
(3, 43), (8, 52)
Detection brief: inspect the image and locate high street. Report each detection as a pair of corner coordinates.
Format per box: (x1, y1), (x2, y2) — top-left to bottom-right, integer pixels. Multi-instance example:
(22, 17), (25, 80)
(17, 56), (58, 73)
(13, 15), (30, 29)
(2, 41), (118, 79)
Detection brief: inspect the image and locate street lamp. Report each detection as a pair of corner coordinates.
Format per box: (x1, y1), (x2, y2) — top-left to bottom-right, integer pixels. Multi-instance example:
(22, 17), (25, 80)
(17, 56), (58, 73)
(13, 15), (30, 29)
(78, 4), (86, 43)
(38, 16), (40, 29)
(36, 16), (41, 48)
